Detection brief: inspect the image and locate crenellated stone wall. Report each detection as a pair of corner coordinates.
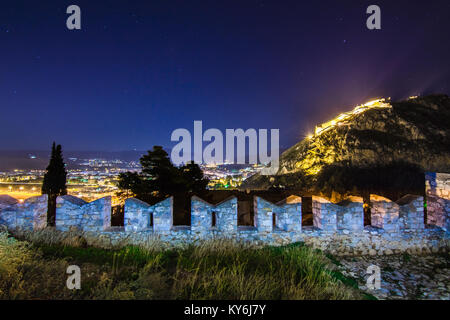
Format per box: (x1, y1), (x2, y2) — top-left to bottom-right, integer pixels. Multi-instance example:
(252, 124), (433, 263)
(397, 195), (425, 232)
(124, 198), (153, 232)
(1, 172), (449, 255)
(124, 196), (174, 232)
(370, 195), (400, 235)
(56, 195), (111, 232)
(151, 197), (173, 232)
(0, 195), (19, 229)
(274, 196), (302, 232)
(254, 197), (276, 233)
(56, 195), (86, 231)
(191, 196), (238, 237)
(312, 196), (338, 232)
(336, 196), (364, 232)
(254, 196), (302, 233)
(0, 194), (48, 231)
(426, 172), (450, 231)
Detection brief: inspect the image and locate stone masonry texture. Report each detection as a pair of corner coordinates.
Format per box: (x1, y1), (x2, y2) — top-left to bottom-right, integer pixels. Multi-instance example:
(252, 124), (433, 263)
(0, 173), (449, 256)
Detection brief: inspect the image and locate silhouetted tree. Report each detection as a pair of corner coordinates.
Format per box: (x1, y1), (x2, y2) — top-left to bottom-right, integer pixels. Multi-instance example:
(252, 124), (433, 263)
(117, 171), (143, 199)
(42, 142), (67, 226)
(180, 161), (209, 194)
(140, 146), (184, 197)
(117, 146), (209, 203)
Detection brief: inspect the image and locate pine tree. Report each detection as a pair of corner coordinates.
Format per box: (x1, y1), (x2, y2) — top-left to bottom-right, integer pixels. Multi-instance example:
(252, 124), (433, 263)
(140, 146), (183, 199)
(180, 161), (209, 194)
(42, 142), (67, 226)
(117, 146), (209, 203)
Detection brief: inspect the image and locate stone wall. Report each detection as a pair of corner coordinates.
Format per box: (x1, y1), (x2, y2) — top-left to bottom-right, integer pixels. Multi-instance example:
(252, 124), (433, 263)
(0, 194), (47, 231)
(275, 196), (302, 232)
(370, 195), (400, 236)
(254, 197), (276, 233)
(56, 195), (86, 231)
(1, 172), (449, 255)
(0, 195), (19, 229)
(56, 195), (111, 232)
(312, 196), (338, 232)
(191, 196), (238, 237)
(336, 196), (364, 232)
(124, 198), (152, 232)
(254, 196), (302, 233)
(124, 196), (173, 232)
(312, 196), (364, 234)
(152, 197), (173, 232)
(397, 195), (425, 232)
(426, 172), (450, 231)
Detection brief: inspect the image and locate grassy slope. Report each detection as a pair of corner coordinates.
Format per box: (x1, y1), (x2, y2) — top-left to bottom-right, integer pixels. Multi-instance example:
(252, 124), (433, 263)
(0, 231), (366, 300)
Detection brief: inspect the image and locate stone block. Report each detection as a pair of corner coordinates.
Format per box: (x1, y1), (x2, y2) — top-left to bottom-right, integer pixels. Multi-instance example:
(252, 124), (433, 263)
(336, 196), (364, 232)
(370, 194), (400, 234)
(312, 196), (338, 232)
(396, 194), (425, 231)
(124, 198), (152, 232)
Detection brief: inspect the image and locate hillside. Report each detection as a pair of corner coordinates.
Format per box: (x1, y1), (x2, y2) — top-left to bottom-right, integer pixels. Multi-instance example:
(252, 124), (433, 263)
(243, 94), (450, 196)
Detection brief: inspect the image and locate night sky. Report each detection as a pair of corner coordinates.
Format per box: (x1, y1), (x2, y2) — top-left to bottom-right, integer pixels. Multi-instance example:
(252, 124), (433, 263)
(1, 0), (449, 152)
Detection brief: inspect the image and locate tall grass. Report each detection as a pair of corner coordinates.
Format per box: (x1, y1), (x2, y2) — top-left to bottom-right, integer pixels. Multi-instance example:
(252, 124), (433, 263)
(0, 231), (77, 299)
(0, 230), (362, 300)
(170, 241), (357, 299)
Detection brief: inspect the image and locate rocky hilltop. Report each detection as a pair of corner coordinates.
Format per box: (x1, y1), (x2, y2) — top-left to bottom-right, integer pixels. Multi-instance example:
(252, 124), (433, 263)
(244, 94), (450, 195)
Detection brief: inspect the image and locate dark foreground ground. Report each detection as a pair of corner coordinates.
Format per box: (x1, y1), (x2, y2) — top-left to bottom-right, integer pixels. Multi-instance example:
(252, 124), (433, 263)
(331, 253), (450, 300)
(0, 229), (448, 300)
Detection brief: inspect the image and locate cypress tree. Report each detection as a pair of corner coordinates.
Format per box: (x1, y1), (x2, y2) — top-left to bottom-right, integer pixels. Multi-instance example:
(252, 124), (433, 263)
(42, 142), (67, 226)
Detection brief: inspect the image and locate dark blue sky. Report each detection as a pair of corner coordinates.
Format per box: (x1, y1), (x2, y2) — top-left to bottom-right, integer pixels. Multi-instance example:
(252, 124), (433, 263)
(1, 0), (449, 151)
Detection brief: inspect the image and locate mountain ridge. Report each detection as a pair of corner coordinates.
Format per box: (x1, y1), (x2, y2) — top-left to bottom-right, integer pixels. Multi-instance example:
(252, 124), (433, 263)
(243, 94), (450, 195)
